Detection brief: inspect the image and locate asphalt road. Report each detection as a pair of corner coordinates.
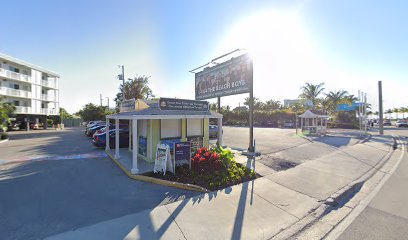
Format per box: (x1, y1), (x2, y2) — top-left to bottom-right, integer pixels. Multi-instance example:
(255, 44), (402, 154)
(0, 128), (197, 240)
(338, 127), (408, 240)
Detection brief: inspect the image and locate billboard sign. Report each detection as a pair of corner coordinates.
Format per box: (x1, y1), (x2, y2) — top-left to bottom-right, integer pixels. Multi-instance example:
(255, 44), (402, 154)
(119, 99), (135, 112)
(159, 98), (209, 111)
(336, 102), (360, 111)
(195, 53), (252, 100)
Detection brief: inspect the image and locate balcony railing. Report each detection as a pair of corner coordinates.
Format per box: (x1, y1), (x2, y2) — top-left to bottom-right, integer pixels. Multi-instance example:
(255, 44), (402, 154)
(41, 94), (55, 101)
(0, 68), (31, 83)
(15, 106), (30, 114)
(0, 86), (31, 98)
(41, 80), (56, 88)
(41, 108), (57, 115)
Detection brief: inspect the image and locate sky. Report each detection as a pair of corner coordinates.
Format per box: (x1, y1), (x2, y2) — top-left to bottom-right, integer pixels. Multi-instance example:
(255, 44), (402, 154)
(1, 0), (407, 114)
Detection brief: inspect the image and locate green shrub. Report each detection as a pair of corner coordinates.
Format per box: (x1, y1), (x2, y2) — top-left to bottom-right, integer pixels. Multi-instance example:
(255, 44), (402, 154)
(47, 119), (54, 126)
(1, 132), (8, 140)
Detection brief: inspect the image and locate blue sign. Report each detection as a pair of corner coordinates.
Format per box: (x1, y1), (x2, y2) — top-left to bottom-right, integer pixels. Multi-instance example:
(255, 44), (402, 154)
(337, 102), (360, 111)
(161, 139), (180, 151)
(175, 142), (191, 162)
(138, 137), (147, 156)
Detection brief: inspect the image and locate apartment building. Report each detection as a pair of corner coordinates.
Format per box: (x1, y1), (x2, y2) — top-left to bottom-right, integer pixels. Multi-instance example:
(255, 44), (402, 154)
(0, 53), (60, 128)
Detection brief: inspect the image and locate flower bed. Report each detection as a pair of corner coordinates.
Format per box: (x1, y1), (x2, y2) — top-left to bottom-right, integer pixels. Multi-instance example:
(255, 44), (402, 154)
(143, 147), (257, 191)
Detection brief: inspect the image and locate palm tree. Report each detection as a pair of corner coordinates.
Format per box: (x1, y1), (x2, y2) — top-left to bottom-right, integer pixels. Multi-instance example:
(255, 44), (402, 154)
(299, 82), (325, 109)
(325, 90), (348, 114)
(263, 99), (281, 111)
(399, 107), (408, 119)
(385, 109), (393, 119)
(393, 108), (400, 120)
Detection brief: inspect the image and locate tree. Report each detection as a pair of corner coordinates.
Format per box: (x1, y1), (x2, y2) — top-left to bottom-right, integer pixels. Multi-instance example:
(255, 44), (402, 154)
(385, 109), (393, 119)
(324, 90), (348, 114)
(60, 107), (74, 119)
(77, 103), (113, 122)
(0, 97), (15, 131)
(393, 108), (400, 119)
(400, 107), (408, 119)
(114, 76), (154, 107)
(262, 99), (281, 111)
(299, 82), (325, 109)
(244, 97), (263, 110)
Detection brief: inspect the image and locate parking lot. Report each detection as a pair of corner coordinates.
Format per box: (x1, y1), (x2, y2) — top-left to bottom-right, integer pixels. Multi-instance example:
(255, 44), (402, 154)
(0, 128), (197, 240)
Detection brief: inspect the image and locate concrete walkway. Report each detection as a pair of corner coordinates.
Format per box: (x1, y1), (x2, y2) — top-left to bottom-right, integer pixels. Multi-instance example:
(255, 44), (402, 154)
(46, 135), (395, 240)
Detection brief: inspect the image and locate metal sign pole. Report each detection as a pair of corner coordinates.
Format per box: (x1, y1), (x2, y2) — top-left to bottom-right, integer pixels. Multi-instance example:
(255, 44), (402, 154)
(249, 59), (254, 152)
(378, 81), (384, 135)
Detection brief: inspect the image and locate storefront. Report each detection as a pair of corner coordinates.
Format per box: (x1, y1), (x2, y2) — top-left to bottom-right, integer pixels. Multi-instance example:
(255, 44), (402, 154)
(106, 98), (222, 174)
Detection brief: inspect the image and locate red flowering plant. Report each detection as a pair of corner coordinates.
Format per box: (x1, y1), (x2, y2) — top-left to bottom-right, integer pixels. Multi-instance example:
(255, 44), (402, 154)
(191, 147), (223, 173)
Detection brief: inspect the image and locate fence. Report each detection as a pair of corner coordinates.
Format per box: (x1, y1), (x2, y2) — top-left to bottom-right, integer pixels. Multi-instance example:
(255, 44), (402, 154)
(62, 119), (83, 127)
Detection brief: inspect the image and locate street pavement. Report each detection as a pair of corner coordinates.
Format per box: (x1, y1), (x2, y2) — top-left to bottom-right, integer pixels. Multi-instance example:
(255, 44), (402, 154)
(46, 129), (395, 240)
(0, 128), (197, 240)
(336, 127), (408, 240)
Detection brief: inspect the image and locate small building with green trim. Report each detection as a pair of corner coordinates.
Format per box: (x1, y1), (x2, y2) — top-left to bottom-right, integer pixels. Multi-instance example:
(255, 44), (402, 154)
(106, 98), (223, 174)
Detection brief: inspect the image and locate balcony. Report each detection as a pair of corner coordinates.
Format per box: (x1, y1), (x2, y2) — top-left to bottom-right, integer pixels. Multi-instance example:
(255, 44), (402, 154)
(0, 68), (31, 83)
(15, 106), (30, 114)
(41, 94), (55, 101)
(41, 80), (56, 88)
(0, 86), (31, 98)
(41, 108), (57, 115)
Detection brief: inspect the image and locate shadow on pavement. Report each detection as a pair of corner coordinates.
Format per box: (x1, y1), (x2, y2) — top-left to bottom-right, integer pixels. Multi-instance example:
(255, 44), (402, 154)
(0, 157), (198, 240)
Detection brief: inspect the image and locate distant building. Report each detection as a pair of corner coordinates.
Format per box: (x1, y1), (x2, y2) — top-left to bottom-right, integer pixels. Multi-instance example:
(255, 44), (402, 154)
(283, 99), (313, 108)
(0, 53), (60, 128)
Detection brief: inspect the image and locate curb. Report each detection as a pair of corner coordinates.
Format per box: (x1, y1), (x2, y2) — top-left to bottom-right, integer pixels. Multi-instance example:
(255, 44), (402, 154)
(0, 138), (9, 144)
(105, 150), (209, 193)
(272, 135), (397, 240)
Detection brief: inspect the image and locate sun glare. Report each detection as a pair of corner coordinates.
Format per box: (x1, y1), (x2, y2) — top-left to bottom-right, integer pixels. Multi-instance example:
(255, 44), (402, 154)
(216, 10), (328, 104)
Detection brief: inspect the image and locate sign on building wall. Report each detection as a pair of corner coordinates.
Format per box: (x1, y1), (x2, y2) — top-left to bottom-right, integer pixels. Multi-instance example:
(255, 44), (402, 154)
(119, 99), (135, 112)
(195, 53), (252, 100)
(159, 98), (209, 111)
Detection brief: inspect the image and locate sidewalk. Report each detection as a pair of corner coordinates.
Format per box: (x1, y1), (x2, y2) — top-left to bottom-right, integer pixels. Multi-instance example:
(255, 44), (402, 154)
(47, 135), (395, 240)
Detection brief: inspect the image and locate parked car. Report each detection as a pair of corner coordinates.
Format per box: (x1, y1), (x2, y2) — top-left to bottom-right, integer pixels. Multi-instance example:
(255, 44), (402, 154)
(18, 121), (39, 130)
(85, 124), (106, 137)
(283, 120), (295, 128)
(383, 119), (391, 126)
(7, 122), (20, 131)
(209, 125), (224, 138)
(92, 124), (128, 138)
(87, 120), (103, 128)
(396, 120), (408, 128)
(209, 125), (218, 138)
(93, 129), (129, 148)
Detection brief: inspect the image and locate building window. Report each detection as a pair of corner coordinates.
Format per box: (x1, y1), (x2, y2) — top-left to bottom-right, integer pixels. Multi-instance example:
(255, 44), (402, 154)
(187, 119), (204, 137)
(160, 119), (181, 139)
(8, 66), (19, 73)
(13, 100), (20, 106)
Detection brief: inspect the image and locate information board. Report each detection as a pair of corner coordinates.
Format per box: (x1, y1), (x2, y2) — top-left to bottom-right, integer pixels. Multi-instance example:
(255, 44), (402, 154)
(138, 137), (147, 156)
(154, 144), (173, 175)
(159, 98), (209, 111)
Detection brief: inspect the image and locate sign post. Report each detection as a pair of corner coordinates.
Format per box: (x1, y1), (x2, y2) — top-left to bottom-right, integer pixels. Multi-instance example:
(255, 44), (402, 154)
(248, 58), (254, 152)
(192, 52), (254, 152)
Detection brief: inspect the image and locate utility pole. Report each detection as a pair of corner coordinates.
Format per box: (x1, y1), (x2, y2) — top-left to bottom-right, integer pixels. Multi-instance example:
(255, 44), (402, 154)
(118, 65), (125, 100)
(100, 94), (103, 106)
(106, 97), (109, 108)
(378, 81), (384, 135)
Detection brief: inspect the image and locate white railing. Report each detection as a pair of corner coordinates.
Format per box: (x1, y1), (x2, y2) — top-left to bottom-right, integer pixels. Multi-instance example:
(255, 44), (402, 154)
(41, 94), (54, 101)
(41, 80), (56, 88)
(0, 68), (31, 83)
(15, 106), (30, 114)
(0, 86), (31, 98)
(40, 108), (57, 115)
